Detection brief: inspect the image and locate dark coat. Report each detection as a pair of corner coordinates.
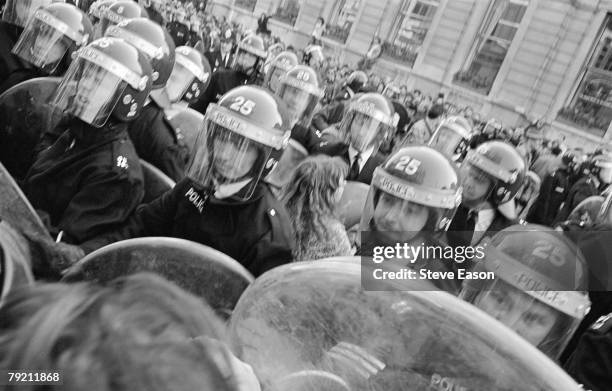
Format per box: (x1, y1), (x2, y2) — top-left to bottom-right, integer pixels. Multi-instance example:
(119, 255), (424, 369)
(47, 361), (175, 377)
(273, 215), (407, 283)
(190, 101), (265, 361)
(555, 175), (599, 223)
(81, 178), (295, 277)
(527, 167), (570, 226)
(127, 101), (189, 182)
(313, 142), (385, 185)
(23, 119), (144, 246)
(190, 69), (248, 115)
(0, 22), (42, 95)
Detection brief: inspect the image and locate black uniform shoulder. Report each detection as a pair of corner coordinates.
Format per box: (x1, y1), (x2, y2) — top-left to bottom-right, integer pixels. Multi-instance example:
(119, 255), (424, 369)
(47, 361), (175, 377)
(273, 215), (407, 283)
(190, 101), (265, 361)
(106, 125), (142, 178)
(590, 313), (612, 334)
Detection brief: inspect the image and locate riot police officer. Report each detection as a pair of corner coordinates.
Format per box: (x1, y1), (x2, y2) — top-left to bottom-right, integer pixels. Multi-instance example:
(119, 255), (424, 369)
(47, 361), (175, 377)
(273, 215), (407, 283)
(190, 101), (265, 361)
(105, 17), (189, 182)
(427, 116), (473, 163)
(80, 86), (295, 277)
(315, 92), (397, 185)
(263, 50), (298, 94)
(166, 45), (211, 106)
(448, 140), (526, 247)
(190, 34), (267, 115)
(5, 3), (93, 92)
(460, 224), (591, 360)
(22, 37), (151, 269)
(0, 0), (55, 93)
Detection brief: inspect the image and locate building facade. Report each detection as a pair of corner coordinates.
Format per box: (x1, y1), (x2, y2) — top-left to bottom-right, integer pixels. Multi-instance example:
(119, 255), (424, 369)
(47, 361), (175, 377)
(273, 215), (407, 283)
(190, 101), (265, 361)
(209, 0), (612, 150)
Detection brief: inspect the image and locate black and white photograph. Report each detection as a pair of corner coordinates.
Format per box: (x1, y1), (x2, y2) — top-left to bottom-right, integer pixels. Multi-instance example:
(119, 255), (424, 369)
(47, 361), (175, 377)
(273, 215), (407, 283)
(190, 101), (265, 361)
(0, 0), (611, 390)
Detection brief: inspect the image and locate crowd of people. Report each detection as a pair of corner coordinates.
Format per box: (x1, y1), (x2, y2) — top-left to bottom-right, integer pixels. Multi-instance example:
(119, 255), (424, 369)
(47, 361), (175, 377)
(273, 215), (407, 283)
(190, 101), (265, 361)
(1, 0), (612, 390)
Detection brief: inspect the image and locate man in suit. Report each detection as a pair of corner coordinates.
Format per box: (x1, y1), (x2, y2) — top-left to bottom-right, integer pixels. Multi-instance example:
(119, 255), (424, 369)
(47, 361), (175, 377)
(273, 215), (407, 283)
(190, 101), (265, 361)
(448, 140), (526, 247)
(312, 93), (397, 185)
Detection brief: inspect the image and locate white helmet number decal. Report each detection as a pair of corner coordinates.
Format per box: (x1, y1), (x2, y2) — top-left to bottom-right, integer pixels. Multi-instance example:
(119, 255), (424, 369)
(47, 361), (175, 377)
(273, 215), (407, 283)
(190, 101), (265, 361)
(230, 96), (256, 115)
(394, 156), (421, 176)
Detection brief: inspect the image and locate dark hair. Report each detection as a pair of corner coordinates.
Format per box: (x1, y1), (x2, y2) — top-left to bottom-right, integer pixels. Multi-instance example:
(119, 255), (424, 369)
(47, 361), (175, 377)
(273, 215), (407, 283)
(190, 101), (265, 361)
(0, 273), (239, 391)
(427, 104), (444, 119)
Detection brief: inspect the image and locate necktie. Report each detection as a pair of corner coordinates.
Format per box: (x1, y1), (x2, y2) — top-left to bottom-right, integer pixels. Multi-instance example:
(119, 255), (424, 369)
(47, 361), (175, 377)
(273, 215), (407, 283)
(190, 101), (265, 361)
(465, 209), (478, 244)
(348, 153), (361, 180)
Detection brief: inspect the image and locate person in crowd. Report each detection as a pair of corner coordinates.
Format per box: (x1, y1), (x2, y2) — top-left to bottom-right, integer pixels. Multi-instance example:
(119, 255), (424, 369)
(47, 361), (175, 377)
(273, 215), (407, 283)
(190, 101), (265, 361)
(0, 273), (259, 391)
(1, 3), (93, 94)
(447, 140), (526, 247)
(75, 86), (294, 278)
(105, 18), (189, 182)
(256, 12), (270, 37)
(395, 103), (444, 148)
(22, 37), (150, 275)
(166, 5), (189, 46)
(191, 34), (267, 115)
(517, 125), (544, 168)
(281, 155), (352, 262)
(526, 151), (573, 226)
(555, 152), (612, 223)
(459, 225), (591, 360)
(310, 16), (325, 45)
(0, 0), (56, 93)
(315, 92), (397, 185)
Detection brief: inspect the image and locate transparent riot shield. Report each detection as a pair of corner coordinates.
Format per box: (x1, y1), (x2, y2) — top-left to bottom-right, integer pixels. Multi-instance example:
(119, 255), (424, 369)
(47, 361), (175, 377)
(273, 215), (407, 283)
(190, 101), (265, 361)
(62, 237), (254, 319)
(0, 221), (34, 308)
(0, 77), (64, 180)
(167, 106), (205, 157)
(337, 181), (369, 229)
(264, 139), (308, 196)
(0, 162), (56, 277)
(140, 159), (176, 203)
(229, 258), (582, 391)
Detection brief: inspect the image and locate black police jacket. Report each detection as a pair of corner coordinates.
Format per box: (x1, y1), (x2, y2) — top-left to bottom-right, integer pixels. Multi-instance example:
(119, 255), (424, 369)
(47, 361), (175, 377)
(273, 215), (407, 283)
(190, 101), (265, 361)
(23, 119), (144, 246)
(167, 21), (190, 47)
(290, 124), (322, 154)
(0, 21), (42, 95)
(554, 175), (599, 223)
(128, 101), (189, 182)
(190, 69), (248, 115)
(527, 168), (570, 226)
(81, 178), (295, 277)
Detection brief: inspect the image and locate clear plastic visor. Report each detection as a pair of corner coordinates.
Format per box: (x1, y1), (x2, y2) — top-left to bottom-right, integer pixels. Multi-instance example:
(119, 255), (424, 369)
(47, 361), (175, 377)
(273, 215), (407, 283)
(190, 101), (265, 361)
(52, 57), (126, 127)
(341, 111), (392, 153)
(166, 61), (197, 103)
(186, 117), (273, 201)
(428, 126), (466, 158)
(2, 0), (50, 27)
(264, 64), (288, 94)
(278, 84), (320, 128)
(12, 16), (74, 73)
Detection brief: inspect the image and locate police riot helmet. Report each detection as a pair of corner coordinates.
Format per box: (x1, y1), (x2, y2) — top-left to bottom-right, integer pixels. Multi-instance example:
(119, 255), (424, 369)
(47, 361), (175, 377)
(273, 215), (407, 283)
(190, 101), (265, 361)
(276, 65), (323, 128)
(185, 86), (291, 201)
(2, 0), (58, 27)
(264, 51), (298, 94)
(231, 34), (267, 75)
(460, 224), (591, 359)
(99, 0), (149, 36)
(166, 46), (211, 104)
(51, 37), (153, 127)
(428, 116), (472, 163)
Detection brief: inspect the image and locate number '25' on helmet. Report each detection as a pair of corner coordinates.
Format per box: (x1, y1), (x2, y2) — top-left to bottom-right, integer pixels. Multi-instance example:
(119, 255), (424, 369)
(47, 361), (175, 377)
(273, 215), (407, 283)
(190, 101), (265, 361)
(338, 93), (398, 154)
(276, 65), (323, 128)
(186, 86), (291, 201)
(360, 146), (462, 245)
(461, 140), (526, 206)
(166, 46), (211, 105)
(460, 224), (591, 360)
(51, 37), (153, 127)
(12, 3), (94, 75)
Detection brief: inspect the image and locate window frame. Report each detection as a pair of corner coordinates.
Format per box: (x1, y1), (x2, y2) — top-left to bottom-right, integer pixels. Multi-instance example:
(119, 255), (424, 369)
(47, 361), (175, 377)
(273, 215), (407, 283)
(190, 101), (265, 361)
(270, 0), (303, 27)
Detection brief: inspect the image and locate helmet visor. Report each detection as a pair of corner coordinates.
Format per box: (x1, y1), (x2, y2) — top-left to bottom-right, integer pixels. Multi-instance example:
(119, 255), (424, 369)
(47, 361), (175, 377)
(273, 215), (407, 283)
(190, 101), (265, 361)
(277, 83), (319, 128)
(52, 55), (128, 127)
(2, 0), (50, 27)
(186, 105), (274, 201)
(12, 11), (78, 73)
(166, 61), (197, 103)
(428, 125), (466, 159)
(264, 64), (287, 94)
(341, 110), (392, 153)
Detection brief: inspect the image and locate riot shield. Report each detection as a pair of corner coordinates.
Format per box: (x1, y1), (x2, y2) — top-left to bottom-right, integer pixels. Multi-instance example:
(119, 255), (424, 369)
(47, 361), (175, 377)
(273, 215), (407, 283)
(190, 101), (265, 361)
(229, 258), (582, 391)
(62, 237), (254, 319)
(167, 107), (205, 156)
(0, 162), (55, 276)
(0, 77), (64, 180)
(337, 181), (369, 229)
(0, 221), (34, 308)
(140, 159), (176, 203)
(264, 139), (308, 196)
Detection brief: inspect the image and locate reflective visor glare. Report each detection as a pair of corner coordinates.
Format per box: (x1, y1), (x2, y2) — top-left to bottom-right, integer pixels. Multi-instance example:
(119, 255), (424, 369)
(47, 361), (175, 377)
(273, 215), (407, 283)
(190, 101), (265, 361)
(167, 62), (194, 103)
(349, 112), (385, 151)
(280, 85), (316, 125)
(52, 58), (126, 127)
(12, 18), (70, 73)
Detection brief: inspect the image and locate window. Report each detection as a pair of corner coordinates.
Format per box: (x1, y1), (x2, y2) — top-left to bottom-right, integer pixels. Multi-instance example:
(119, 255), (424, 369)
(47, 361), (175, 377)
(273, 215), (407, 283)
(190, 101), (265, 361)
(558, 16), (612, 137)
(271, 0), (302, 26)
(453, 0), (529, 95)
(382, 0), (440, 67)
(323, 0), (362, 44)
(234, 0), (257, 13)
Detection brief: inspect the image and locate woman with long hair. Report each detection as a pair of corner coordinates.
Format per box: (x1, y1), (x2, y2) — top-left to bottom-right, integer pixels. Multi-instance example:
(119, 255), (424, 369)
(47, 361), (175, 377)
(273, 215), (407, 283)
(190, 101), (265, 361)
(281, 155), (353, 262)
